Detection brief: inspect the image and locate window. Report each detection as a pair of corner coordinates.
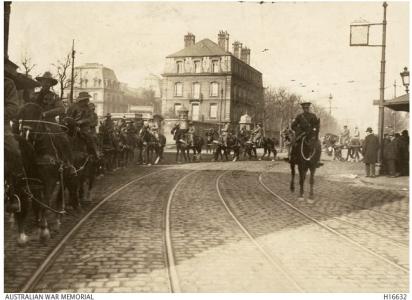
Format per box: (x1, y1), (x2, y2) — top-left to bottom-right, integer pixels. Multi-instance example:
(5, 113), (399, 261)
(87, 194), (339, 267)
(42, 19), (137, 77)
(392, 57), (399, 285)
(174, 103), (182, 116)
(210, 82), (219, 97)
(212, 60), (219, 73)
(194, 61), (201, 73)
(210, 103), (218, 119)
(174, 82), (183, 97)
(191, 103), (199, 121)
(193, 82), (200, 99)
(84, 79), (88, 88)
(98, 79), (102, 87)
(176, 61), (183, 73)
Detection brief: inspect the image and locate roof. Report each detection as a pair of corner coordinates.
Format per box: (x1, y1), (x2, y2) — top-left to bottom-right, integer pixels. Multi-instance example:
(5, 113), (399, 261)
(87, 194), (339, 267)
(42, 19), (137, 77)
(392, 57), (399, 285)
(167, 38), (230, 58)
(384, 94), (409, 112)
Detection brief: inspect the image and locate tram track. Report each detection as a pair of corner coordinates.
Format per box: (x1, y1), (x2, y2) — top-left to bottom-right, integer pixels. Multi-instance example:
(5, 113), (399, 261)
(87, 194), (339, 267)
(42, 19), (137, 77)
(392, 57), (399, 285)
(215, 171), (305, 292)
(21, 167), (170, 292)
(258, 173), (409, 274)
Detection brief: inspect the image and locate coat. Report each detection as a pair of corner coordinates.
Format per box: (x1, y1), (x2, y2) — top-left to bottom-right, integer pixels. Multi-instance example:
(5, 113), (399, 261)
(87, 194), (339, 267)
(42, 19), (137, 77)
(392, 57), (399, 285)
(384, 138), (399, 160)
(362, 134), (379, 164)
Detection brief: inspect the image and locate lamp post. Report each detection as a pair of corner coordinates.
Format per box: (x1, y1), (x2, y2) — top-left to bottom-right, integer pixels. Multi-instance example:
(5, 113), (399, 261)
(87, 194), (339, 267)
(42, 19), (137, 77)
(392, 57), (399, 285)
(350, 2), (387, 172)
(400, 67), (409, 94)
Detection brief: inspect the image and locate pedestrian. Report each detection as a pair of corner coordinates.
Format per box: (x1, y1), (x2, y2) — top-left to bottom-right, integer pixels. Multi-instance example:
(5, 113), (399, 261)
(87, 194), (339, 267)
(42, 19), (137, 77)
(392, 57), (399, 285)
(382, 133), (391, 175)
(362, 127), (380, 178)
(399, 130), (409, 176)
(384, 132), (400, 177)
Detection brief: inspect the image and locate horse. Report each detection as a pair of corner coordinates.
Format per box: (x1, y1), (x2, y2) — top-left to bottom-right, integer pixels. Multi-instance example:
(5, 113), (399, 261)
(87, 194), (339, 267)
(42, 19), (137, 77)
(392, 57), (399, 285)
(171, 125), (190, 163)
(346, 137), (362, 162)
(322, 133), (339, 157)
(214, 133), (241, 162)
(62, 117), (96, 208)
(205, 128), (221, 159)
(179, 132), (204, 162)
(17, 102), (72, 242)
(260, 137), (278, 161)
(289, 132), (321, 202)
(99, 126), (117, 172)
(5, 130), (38, 246)
(139, 128), (164, 165)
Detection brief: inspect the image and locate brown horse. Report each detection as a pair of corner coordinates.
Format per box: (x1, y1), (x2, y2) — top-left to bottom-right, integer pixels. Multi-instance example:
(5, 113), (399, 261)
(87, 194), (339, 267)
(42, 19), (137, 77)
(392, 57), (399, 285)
(18, 103), (71, 242)
(289, 133), (321, 202)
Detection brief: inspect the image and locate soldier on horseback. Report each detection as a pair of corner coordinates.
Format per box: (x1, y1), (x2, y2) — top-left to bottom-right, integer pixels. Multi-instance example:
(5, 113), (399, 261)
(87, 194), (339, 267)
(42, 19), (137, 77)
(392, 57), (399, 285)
(290, 102), (322, 167)
(251, 122), (263, 148)
(66, 92), (99, 159)
(103, 113), (114, 133)
(221, 122), (230, 147)
(187, 121), (195, 146)
(32, 72), (76, 173)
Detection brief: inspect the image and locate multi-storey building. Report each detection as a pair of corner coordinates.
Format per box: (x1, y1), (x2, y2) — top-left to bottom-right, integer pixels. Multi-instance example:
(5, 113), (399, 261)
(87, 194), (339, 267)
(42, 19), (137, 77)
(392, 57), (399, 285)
(161, 31), (264, 126)
(65, 63), (126, 117)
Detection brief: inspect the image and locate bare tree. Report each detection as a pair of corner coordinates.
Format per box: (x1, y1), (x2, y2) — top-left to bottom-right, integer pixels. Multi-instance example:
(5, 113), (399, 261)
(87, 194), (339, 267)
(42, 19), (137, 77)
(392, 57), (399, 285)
(20, 55), (36, 77)
(53, 52), (76, 100)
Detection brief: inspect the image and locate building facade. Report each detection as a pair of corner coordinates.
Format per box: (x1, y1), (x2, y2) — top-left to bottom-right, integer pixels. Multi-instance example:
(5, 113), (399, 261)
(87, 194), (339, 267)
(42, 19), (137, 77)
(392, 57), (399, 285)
(65, 63), (126, 117)
(161, 31), (264, 128)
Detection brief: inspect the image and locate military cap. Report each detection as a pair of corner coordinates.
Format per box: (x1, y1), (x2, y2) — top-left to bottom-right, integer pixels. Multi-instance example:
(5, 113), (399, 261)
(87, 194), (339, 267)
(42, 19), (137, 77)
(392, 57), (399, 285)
(300, 102), (312, 107)
(76, 91), (92, 102)
(36, 71), (58, 86)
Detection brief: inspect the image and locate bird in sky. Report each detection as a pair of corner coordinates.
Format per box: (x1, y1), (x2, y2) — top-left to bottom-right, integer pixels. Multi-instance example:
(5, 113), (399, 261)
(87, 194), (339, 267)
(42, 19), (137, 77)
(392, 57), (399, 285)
(262, 48), (269, 52)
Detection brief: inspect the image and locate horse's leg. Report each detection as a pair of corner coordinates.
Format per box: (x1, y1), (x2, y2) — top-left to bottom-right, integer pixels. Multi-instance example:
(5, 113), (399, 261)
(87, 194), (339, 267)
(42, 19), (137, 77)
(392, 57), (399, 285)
(175, 144), (180, 163)
(298, 164), (307, 199)
(308, 166), (316, 202)
(290, 163), (295, 192)
(15, 190), (29, 246)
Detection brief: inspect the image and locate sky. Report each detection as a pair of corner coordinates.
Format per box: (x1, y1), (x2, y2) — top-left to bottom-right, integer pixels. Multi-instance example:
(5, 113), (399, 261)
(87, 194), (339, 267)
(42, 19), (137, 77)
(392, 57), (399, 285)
(7, 1), (410, 132)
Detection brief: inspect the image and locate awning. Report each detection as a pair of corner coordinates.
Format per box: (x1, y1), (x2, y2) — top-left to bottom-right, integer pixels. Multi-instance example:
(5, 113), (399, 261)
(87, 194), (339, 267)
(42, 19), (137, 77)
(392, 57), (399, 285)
(373, 94), (409, 112)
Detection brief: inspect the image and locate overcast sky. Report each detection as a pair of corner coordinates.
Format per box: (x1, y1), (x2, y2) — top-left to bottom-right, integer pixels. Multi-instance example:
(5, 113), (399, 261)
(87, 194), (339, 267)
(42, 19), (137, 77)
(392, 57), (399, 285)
(8, 1), (409, 132)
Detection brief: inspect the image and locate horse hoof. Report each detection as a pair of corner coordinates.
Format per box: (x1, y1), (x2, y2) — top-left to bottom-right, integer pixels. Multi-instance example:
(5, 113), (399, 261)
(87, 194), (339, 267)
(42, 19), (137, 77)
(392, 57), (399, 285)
(40, 228), (51, 242)
(307, 198), (315, 204)
(271, 159), (275, 162)
(54, 222), (61, 232)
(17, 233), (29, 246)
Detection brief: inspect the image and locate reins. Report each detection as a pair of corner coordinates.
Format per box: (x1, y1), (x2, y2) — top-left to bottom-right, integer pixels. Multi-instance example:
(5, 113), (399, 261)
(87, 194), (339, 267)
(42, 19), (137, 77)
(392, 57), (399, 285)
(300, 135), (317, 161)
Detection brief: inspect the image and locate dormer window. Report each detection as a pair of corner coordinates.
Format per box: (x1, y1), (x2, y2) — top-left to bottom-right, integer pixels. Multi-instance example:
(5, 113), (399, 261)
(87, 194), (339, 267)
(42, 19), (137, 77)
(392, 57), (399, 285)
(212, 60), (219, 73)
(176, 61), (183, 73)
(194, 61), (201, 73)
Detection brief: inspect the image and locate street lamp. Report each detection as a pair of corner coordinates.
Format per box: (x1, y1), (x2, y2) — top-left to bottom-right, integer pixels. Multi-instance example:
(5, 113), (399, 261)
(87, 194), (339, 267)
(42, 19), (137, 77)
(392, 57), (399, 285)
(400, 67), (409, 94)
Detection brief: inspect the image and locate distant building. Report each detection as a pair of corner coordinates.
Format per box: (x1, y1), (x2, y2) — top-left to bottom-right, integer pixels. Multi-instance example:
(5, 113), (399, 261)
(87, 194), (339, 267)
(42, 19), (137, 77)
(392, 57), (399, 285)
(161, 31), (264, 125)
(65, 63), (126, 117)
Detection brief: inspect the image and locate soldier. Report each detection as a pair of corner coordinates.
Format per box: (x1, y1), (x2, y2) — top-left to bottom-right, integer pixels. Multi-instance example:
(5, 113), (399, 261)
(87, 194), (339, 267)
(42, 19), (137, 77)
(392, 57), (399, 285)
(30, 73), (76, 172)
(340, 125), (350, 146)
(281, 125), (295, 161)
(103, 113), (114, 133)
(291, 102), (322, 166)
(221, 122), (230, 147)
(187, 121), (195, 146)
(88, 103), (98, 135)
(171, 122), (181, 141)
(251, 123), (263, 147)
(66, 92), (99, 158)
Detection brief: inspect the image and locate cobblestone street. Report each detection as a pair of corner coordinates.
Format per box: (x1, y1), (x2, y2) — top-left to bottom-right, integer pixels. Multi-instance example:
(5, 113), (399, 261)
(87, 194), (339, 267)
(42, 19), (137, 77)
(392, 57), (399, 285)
(4, 157), (409, 292)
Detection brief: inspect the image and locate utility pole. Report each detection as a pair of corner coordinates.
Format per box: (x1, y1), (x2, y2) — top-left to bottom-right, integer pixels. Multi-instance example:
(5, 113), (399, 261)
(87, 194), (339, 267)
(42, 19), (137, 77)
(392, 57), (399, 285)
(69, 39), (76, 103)
(377, 2), (388, 169)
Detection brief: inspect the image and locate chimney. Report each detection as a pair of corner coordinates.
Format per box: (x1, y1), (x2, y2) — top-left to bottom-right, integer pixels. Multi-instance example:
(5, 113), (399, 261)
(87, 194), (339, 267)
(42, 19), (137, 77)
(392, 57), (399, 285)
(225, 32), (230, 52)
(232, 41), (242, 59)
(218, 30), (230, 51)
(240, 47), (250, 64)
(184, 33), (195, 48)
(218, 30), (226, 50)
